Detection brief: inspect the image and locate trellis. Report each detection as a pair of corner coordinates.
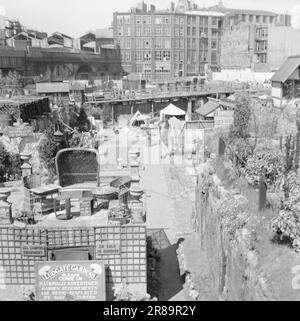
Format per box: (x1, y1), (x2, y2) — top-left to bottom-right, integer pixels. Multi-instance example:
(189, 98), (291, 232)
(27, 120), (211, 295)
(0, 97), (50, 123)
(0, 225), (147, 286)
(0, 104), (20, 121)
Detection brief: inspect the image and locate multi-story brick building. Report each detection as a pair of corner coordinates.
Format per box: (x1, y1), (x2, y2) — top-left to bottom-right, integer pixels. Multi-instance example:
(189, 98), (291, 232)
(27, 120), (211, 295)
(113, 1), (224, 80)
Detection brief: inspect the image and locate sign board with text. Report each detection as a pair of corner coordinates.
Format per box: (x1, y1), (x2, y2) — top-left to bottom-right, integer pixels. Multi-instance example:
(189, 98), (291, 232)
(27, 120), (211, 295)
(95, 243), (120, 258)
(4, 126), (33, 138)
(22, 245), (46, 257)
(35, 261), (106, 301)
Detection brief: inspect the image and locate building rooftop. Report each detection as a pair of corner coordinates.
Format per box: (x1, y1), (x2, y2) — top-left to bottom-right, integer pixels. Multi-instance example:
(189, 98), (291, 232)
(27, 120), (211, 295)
(185, 10), (225, 17)
(225, 8), (278, 17)
(195, 98), (220, 116)
(206, 1), (277, 16)
(271, 56), (300, 83)
(36, 82), (70, 94)
(0, 95), (47, 106)
(95, 29), (113, 39)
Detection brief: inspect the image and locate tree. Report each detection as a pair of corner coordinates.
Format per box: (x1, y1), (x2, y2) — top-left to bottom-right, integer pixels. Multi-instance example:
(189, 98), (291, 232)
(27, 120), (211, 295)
(229, 93), (251, 140)
(224, 93), (255, 172)
(75, 107), (91, 132)
(250, 100), (278, 140)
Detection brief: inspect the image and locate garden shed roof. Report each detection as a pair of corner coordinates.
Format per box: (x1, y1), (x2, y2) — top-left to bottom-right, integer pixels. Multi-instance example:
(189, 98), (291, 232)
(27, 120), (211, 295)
(271, 56), (300, 83)
(195, 98), (220, 116)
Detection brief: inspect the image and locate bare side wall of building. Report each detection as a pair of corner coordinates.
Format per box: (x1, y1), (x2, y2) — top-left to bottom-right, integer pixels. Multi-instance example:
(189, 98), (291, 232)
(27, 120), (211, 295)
(268, 26), (300, 71)
(220, 24), (254, 70)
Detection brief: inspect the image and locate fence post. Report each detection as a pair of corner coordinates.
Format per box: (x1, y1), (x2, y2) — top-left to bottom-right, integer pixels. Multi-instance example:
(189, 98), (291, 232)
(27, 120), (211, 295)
(218, 137), (225, 156)
(258, 175), (267, 212)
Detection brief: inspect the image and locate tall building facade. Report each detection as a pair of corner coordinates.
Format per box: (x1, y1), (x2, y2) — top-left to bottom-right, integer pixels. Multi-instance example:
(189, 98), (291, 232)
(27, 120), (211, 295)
(210, 1), (292, 72)
(113, 2), (224, 80)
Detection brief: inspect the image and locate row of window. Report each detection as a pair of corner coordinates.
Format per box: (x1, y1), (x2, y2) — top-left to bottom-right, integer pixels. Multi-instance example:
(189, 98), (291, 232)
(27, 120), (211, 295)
(121, 50), (216, 64)
(117, 24), (221, 38)
(256, 53), (267, 64)
(117, 26), (131, 37)
(117, 15), (172, 25)
(133, 26), (172, 37)
(119, 38), (213, 51)
(256, 41), (267, 51)
(187, 16), (218, 25)
(135, 51), (171, 62)
(116, 15), (131, 25)
(121, 51), (131, 62)
(256, 28), (268, 38)
(116, 14), (222, 27)
(154, 38), (171, 49)
(237, 14), (274, 24)
(187, 39), (217, 50)
(174, 27), (185, 37)
(136, 51), (152, 62)
(174, 38), (185, 49)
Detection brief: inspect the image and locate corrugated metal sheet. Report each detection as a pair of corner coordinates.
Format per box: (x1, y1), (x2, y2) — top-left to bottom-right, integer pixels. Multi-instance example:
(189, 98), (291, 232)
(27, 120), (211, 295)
(271, 56), (300, 83)
(195, 100), (220, 117)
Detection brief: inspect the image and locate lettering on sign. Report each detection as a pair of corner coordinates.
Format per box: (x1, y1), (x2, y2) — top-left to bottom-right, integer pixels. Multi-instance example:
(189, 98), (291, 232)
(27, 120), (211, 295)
(129, 201), (143, 215)
(35, 261), (106, 301)
(5, 126), (34, 138)
(95, 243), (120, 258)
(21, 245), (46, 257)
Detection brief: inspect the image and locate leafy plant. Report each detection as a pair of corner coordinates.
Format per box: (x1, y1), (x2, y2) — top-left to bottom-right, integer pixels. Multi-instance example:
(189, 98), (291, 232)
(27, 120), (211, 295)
(74, 107), (91, 132)
(0, 141), (22, 182)
(113, 282), (157, 301)
(243, 148), (283, 189)
(102, 104), (112, 128)
(224, 93), (256, 174)
(38, 126), (81, 177)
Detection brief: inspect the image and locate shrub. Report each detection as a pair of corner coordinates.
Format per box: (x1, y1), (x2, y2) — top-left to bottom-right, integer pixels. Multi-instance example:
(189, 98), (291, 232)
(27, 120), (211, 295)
(0, 141), (22, 182)
(243, 148), (283, 188)
(75, 107), (91, 132)
(38, 127), (81, 177)
(272, 171), (300, 251)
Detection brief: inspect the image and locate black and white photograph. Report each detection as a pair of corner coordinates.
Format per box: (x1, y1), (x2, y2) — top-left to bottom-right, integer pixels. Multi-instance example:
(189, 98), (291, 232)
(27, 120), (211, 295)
(0, 0), (299, 306)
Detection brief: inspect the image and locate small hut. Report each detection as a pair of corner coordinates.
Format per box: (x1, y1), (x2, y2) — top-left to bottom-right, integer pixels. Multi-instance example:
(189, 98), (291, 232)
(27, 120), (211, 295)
(130, 111), (150, 127)
(160, 104), (186, 121)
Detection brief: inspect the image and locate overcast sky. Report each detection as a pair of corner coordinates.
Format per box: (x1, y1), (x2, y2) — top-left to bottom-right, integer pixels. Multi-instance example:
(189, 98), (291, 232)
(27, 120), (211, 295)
(0, 0), (298, 37)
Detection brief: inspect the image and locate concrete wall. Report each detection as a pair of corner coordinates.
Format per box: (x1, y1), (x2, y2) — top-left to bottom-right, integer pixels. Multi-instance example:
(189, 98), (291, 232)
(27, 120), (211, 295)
(213, 69), (274, 82)
(268, 26), (300, 71)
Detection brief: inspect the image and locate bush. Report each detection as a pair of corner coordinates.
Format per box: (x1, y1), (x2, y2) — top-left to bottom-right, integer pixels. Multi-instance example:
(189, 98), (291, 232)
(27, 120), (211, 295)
(243, 148), (283, 188)
(38, 127), (81, 177)
(75, 107), (91, 132)
(0, 141), (22, 182)
(272, 171), (300, 251)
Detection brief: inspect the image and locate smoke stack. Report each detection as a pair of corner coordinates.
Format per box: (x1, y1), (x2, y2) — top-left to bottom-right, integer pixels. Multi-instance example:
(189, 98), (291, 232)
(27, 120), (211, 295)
(170, 2), (175, 12)
(291, 5), (300, 29)
(150, 4), (156, 12)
